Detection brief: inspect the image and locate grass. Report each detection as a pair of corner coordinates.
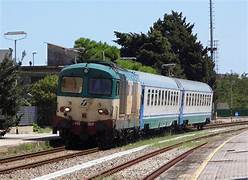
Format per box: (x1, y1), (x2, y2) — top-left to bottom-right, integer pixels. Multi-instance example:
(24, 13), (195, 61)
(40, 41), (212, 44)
(33, 123), (52, 133)
(0, 141), (52, 159)
(123, 129), (210, 150)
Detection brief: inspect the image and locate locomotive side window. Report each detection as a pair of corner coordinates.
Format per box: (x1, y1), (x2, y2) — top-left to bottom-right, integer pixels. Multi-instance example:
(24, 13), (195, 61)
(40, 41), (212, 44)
(116, 81), (120, 96)
(61, 77), (83, 93)
(88, 78), (112, 95)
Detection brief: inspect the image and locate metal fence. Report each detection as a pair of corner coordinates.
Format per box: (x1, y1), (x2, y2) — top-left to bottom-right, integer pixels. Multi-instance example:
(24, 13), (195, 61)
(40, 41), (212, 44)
(17, 106), (37, 126)
(217, 108), (248, 117)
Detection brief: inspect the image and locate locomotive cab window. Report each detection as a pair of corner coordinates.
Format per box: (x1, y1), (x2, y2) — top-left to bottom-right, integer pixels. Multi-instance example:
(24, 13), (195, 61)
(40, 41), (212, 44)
(61, 77), (83, 93)
(88, 78), (112, 95)
(116, 81), (120, 96)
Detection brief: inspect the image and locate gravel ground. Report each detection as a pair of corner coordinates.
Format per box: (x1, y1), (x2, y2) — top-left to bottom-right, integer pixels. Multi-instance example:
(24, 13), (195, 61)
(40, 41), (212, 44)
(0, 145), (156, 180)
(110, 147), (190, 180)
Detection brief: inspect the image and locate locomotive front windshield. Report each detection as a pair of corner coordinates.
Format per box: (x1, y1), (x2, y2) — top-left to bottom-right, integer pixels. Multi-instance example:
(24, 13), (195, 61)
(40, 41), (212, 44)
(61, 77), (83, 93)
(88, 78), (112, 96)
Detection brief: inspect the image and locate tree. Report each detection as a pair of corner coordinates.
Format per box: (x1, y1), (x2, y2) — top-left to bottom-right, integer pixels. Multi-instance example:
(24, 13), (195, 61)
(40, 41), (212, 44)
(74, 38), (120, 62)
(0, 57), (21, 134)
(30, 75), (58, 126)
(216, 74), (248, 109)
(116, 59), (157, 74)
(115, 11), (215, 86)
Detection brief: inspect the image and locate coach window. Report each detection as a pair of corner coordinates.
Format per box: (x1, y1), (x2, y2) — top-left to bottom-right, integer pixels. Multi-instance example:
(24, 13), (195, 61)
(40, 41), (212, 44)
(204, 94), (206, 106)
(192, 93), (194, 106)
(195, 94), (197, 106)
(158, 90), (161, 105)
(186, 93), (188, 106)
(154, 90), (157, 106)
(161, 91), (164, 106)
(199, 94), (202, 106)
(147, 89), (151, 106)
(192, 94), (195, 106)
(171, 91), (174, 106)
(151, 90), (154, 106)
(167, 91), (170, 106)
(189, 93), (191, 106)
(173, 92), (175, 106)
(173, 92), (176, 106)
(203, 94), (205, 106)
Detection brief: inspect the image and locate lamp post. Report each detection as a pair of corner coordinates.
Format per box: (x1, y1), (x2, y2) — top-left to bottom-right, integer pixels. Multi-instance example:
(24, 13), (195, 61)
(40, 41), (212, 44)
(32, 51), (37, 66)
(230, 70), (233, 121)
(4, 31), (27, 63)
(161, 63), (176, 76)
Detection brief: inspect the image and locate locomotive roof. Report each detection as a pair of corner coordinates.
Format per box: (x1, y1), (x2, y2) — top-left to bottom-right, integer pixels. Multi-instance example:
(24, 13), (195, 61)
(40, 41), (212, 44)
(174, 78), (213, 93)
(60, 63), (120, 79)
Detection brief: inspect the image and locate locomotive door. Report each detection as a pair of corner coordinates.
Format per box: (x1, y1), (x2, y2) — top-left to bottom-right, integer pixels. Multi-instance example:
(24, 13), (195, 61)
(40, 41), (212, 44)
(119, 74), (127, 115)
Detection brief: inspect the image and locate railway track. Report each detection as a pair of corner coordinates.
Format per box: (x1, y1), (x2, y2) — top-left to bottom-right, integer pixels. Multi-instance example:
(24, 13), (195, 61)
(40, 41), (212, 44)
(0, 147), (99, 174)
(206, 120), (248, 129)
(0, 146), (66, 164)
(143, 143), (207, 180)
(89, 126), (247, 179)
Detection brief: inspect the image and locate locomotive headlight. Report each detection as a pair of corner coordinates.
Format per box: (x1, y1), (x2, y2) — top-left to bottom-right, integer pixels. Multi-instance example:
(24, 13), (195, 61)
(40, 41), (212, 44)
(98, 109), (104, 114)
(64, 107), (71, 112)
(98, 108), (109, 115)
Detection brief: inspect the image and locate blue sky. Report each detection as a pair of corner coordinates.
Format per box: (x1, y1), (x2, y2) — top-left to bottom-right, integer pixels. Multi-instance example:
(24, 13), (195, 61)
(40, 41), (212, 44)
(0, 0), (247, 74)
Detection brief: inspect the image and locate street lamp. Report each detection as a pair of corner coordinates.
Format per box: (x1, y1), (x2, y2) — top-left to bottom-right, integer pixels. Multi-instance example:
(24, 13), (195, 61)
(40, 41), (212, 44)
(4, 31), (27, 63)
(161, 63), (176, 76)
(32, 51), (37, 66)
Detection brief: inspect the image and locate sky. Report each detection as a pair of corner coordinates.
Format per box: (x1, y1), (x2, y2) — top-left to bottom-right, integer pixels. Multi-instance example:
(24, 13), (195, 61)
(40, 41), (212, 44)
(0, 0), (247, 74)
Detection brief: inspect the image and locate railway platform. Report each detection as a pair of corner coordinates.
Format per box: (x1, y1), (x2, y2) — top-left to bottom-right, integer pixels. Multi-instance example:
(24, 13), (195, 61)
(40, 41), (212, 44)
(0, 133), (60, 148)
(195, 130), (248, 180)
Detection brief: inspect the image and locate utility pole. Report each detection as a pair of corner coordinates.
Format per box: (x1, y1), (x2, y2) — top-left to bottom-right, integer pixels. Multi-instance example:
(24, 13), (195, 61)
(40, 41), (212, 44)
(208, 0), (218, 72)
(210, 0), (214, 61)
(230, 70), (233, 121)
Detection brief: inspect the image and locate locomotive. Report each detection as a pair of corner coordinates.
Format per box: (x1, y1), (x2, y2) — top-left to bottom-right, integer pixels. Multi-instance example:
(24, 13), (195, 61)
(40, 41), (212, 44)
(53, 62), (213, 144)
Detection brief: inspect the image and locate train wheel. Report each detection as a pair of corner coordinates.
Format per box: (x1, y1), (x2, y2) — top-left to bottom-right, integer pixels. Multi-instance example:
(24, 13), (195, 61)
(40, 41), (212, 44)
(197, 124), (204, 130)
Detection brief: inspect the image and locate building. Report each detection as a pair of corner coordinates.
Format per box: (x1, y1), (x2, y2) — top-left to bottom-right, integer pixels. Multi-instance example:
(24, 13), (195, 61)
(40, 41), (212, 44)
(0, 49), (12, 63)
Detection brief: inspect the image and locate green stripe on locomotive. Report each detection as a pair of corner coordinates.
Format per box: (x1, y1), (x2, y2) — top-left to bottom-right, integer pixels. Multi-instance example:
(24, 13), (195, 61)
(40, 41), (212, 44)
(57, 63), (120, 99)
